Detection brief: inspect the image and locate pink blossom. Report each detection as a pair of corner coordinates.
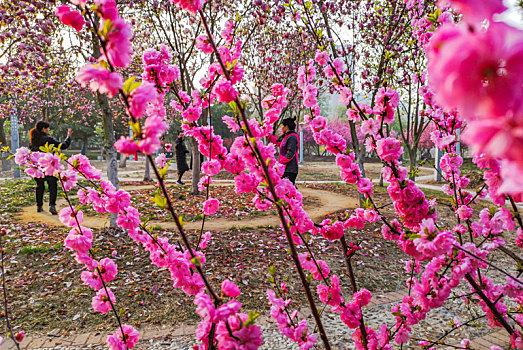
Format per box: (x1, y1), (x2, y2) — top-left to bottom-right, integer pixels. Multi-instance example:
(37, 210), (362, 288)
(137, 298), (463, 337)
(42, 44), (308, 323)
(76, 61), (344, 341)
(222, 116), (240, 133)
(68, 154), (102, 180)
(336, 153), (354, 169)
(60, 170), (78, 191)
(92, 288), (116, 313)
(213, 79), (238, 103)
(169, 0), (203, 14)
(155, 153), (167, 168)
(128, 81), (157, 118)
(324, 57), (346, 79)
(104, 190), (130, 214)
(357, 177), (373, 195)
(317, 275), (344, 307)
(457, 205), (473, 221)
(221, 279), (241, 298)
(76, 64), (123, 97)
(81, 270), (103, 290)
(337, 86), (353, 106)
(376, 138), (403, 162)
(55, 5), (85, 32)
(104, 19), (133, 68)
(353, 289), (372, 307)
(182, 105), (202, 123)
(310, 116), (327, 132)
(114, 136), (138, 155)
(107, 324), (139, 350)
(59, 207), (84, 227)
(199, 231), (211, 249)
(38, 153), (61, 176)
(99, 258), (118, 282)
(203, 198), (219, 215)
(320, 220), (344, 241)
(440, 154), (463, 174)
(221, 20), (234, 43)
(315, 50), (330, 66)
(116, 207), (140, 230)
(64, 226), (93, 253)
(439, 0), (506, 21)
(196, 35), (214, 53)
(215, 313), (263, 349)
(428, 22), (523, 120)
(201, 159), (221, 176)
(14, 147), (30, 166)
(340, 302), (362, 328)
(234, 172), (258, 194)
(94, 0), (119, 21)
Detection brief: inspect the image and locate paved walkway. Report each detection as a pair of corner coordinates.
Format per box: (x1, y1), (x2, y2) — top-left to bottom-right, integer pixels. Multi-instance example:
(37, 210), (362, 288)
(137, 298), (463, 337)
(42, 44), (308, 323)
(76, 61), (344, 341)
(2, 288), (511, 349)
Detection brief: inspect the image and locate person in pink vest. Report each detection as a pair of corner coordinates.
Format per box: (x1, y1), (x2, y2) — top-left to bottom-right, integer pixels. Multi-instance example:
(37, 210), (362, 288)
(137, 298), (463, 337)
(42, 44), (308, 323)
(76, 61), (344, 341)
(268, 118), (299, 185)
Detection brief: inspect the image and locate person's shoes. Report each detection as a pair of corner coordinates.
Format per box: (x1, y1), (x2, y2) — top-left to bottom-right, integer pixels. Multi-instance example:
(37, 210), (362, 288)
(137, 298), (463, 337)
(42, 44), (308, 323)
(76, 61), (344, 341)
(37, 206), (43, 213)
(176, 180), (185, 185)
(49, 205), (58, 215)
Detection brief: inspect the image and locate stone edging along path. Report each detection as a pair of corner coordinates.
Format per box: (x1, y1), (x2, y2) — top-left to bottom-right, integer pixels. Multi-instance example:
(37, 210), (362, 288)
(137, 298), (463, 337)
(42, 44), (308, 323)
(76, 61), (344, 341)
(18, 184), (359, 231)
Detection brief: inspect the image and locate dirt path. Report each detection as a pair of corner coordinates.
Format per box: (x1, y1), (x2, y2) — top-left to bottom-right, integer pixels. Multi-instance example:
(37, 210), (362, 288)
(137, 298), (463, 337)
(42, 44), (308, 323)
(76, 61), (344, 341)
(18, 185), (358, 231)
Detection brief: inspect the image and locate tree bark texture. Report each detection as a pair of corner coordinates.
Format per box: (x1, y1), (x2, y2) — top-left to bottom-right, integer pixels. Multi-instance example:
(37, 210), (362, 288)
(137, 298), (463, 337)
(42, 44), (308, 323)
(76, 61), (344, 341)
(96, 92), (119, 227)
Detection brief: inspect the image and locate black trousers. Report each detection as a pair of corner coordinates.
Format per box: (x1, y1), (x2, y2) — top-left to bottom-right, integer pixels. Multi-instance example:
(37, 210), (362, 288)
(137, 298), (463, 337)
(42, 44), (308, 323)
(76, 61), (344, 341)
(35, 176), (58, 207)
(282, 172), (298, 185)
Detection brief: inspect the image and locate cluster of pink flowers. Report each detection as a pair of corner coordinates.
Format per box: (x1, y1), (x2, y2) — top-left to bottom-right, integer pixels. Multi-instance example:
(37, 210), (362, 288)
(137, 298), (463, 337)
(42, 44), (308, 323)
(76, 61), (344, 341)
(46, 0), (523, 347)
(194, 281), (263, 349)
(169, 0), (204, 14)
(55, 5), (85, 32)
(115, 47), (172, 155)
(14, 147), (62, 178)
(260, 83), (290, 129)
(15, 151), (140, 349)
(266, 289), (317, 349)
(427, 0), (523, 194)
(63, 0), (133, 98)
(17, 145), (264, 349)
(295, 37), (519, 348)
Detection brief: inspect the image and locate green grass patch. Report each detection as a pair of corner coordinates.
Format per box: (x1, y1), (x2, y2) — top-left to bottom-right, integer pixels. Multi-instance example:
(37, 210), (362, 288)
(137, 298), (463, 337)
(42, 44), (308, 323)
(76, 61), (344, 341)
(0, 179), (37, 213)
(19, 244), (63, 254)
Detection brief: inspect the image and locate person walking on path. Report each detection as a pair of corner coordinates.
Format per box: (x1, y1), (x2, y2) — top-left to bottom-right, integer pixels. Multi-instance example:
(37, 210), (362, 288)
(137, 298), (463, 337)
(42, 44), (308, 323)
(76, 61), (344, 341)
(268, 118), (299, 185)
(175, 131), (190, 185)
(29, 120), (72, 214)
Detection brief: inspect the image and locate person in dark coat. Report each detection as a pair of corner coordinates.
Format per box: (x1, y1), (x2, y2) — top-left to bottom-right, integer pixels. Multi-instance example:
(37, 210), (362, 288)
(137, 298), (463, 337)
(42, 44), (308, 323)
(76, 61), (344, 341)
(29, 120), (72, 214)
(175, 131), (190, 185)
(268, 118), (299, 185)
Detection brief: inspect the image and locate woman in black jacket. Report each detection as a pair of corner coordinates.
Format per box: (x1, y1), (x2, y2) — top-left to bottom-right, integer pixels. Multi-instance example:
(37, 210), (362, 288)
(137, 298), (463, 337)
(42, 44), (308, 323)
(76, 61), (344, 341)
(175, 131), (190, 185)
(267, 118), (299, 185)
(29, 120), (72, 214)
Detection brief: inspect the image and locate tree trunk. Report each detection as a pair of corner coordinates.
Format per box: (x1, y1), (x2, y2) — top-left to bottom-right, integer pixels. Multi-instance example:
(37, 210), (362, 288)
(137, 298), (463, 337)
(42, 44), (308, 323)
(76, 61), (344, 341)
(0, 118), (11, 172)
(96, 92), (119, 227)
(408, 148), (417, 181)
(119, 153), (127, 168)
(91, 20), (118, 227)
(144, 156), (152, 181)
(191, 137), (201, 195)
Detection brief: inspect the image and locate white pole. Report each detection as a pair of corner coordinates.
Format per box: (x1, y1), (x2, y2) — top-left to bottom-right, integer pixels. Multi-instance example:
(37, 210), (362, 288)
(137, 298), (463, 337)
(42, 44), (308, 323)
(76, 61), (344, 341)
(10, 100), (20, 179)
(299, 129), (304, 164)
(434, 147), (442, 183)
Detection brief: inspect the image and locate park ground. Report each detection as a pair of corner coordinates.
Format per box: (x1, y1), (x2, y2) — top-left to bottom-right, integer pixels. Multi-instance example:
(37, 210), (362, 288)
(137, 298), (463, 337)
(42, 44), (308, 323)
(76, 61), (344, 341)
(0, 159), (516, 349)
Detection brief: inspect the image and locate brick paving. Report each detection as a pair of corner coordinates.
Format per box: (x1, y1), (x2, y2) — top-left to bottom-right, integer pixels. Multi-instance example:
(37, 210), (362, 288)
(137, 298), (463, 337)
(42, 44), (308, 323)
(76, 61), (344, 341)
(2, 289), (513, 349)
